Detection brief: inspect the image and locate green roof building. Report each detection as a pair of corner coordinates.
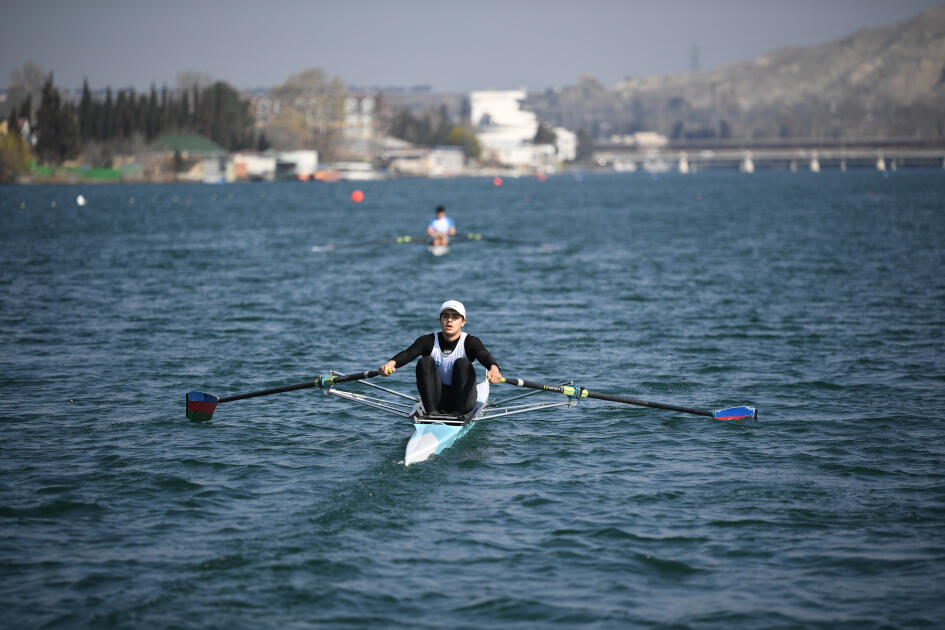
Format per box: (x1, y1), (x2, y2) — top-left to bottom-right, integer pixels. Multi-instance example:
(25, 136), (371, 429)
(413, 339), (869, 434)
(148, 134), (225, 156)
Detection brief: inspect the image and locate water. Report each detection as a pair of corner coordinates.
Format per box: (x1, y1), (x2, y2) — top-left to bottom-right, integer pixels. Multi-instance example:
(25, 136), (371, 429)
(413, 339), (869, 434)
(2, 171), (944, 628)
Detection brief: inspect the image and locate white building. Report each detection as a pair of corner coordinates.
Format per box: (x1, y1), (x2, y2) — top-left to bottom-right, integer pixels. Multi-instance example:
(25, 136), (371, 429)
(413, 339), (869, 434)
(233, 153), (277, 181)
(553, 126), (577, 162)
(470, 90), (578, 169)
(344, 95), (378, 141)
(276, 150), (318, 180)
(470, 90), (542, 168)
(387, 146), (466, 178)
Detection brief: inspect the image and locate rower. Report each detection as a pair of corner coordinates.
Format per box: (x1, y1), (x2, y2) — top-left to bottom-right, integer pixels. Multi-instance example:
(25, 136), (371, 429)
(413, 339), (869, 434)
(427, 205), (456, 247)
(379, 300), (503, 416)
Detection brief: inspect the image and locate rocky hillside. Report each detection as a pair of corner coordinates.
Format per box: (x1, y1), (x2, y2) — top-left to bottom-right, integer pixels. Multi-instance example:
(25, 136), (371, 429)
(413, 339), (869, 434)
(526, 5), (945, 142)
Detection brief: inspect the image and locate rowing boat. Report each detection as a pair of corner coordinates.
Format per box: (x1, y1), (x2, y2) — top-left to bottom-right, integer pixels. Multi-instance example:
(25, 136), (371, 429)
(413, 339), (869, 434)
(185, 370), (756, 465)
(403, 380), (487, 465)
(428, 244), (450, 256)
(320, 373), (575, 465)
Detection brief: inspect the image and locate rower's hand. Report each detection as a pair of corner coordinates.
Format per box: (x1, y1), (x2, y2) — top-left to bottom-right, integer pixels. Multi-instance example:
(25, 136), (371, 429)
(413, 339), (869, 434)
(487, 365), (503, 384)
(380, 360), (396, 376)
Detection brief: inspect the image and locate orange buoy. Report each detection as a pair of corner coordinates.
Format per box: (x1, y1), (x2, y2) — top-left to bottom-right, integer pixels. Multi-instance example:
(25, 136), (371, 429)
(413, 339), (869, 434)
(351, 190), (365, 203)
(493, 177), (503, 187)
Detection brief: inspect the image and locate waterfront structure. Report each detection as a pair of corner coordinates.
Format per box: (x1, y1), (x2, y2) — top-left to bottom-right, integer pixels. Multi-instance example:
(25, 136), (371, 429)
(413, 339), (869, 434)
(275, 150), (318, 181)
(553, 127), (578, 162)
(147, 134), (231, 183)
(470, 90), (554, 170)
(233, 153), (277, 181)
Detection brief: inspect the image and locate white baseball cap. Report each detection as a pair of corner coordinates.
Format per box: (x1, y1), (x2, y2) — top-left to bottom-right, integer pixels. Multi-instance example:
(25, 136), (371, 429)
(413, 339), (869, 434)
(439, 299), (466, 320)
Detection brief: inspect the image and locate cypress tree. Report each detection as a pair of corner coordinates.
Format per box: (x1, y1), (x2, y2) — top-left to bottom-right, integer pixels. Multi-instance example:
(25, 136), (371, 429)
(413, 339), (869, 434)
(79, 79), (92, 141)
(35, 74), (60, 162)
(103, 87), (114, 141)
(18, 95), (32, 125)
(147, 84), (159, 139)
(35, 73), (79, 164)
(115, 89), (128, 139)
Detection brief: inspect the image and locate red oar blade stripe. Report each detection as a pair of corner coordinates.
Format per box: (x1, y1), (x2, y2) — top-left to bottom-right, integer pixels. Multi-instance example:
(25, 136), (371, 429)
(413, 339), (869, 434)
(186, 392), (219, 421)
(713, 406), (757, 420)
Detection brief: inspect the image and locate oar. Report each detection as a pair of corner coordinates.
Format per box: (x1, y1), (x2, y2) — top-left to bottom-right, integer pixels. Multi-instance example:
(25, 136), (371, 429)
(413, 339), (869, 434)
(461, 233), (561, 250)
(186, 370), (379, 421)
(311, 235), (428, 252)
(500, 378), (757, 420)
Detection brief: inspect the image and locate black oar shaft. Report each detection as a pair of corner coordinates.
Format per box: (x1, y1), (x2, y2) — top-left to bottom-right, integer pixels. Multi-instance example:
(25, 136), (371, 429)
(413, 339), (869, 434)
(584, 391), (713, 417)
(219, 380), (317, 403)
(317, 235), (427, 250)
(503, 378), (713, 417)
(218, 370), (379, 403)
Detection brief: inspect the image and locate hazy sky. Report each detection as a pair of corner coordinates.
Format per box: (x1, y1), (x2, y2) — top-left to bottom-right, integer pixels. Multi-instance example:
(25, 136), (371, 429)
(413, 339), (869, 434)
(3, 0), (942, 93)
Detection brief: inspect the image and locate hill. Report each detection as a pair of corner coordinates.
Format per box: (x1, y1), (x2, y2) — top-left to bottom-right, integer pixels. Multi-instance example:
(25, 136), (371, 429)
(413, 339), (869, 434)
(525, 5), (945, 142)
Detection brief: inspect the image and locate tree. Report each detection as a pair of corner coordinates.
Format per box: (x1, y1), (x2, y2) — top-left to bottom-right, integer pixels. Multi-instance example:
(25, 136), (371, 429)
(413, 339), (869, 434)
(6, 62), (46, 120)
(193, 81), (254, 150)
(575, 128), (595, 162)
(256, 131), (271, 152)
(534, 122), (557, 145)
(18, 95), (32, 125)
(35, 74), (79, 164)
(103, 88), (114, 141)
(79, 80), (93, 141)
(444, 126), (480, 159)
(147, 85), (161, 139)
(264, 67), (347, 155)
(0, 131), (32, 182)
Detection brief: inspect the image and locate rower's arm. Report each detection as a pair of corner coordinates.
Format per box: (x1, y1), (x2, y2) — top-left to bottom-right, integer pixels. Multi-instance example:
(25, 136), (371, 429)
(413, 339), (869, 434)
(388, 334), (435, 368)
(466, 335), (500, 374)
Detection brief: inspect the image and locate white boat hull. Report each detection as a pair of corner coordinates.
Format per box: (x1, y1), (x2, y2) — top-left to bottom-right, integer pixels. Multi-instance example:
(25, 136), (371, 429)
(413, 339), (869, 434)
(428, 244), (450, 256)
(404, 380), (489, 466)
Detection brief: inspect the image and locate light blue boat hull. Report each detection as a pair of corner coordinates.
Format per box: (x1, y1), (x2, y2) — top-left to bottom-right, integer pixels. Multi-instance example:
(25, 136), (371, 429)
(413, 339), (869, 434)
(404, 381), (489, 466)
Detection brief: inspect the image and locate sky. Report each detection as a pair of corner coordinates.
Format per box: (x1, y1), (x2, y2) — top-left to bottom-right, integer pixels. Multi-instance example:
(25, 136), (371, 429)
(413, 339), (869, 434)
(2, 0), (942, 94)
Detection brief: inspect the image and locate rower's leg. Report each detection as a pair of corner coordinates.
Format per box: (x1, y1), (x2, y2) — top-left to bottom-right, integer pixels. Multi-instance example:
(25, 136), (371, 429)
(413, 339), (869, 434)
(416, 356), (442, 414)
(449, 358), (477, 414)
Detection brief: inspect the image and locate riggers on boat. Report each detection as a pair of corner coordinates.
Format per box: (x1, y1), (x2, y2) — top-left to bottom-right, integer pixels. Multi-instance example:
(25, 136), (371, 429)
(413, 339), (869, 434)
(321, 374), (576, 466)
(185, 370), (756, 466)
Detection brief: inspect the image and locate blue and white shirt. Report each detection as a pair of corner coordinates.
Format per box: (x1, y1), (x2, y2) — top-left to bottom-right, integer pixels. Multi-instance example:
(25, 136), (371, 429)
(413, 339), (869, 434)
(428, 216), (455, 234)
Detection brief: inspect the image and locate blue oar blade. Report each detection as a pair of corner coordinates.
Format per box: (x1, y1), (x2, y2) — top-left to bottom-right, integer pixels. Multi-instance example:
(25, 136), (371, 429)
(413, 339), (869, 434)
(713, 406), (757, 420)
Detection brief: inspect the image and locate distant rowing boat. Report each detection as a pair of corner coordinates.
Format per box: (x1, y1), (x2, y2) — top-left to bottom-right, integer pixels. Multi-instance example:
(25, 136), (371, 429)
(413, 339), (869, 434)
(312, 233), (560, 253)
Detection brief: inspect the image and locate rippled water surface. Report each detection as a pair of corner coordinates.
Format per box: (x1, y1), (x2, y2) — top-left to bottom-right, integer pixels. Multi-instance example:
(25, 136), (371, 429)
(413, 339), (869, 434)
(2, 171), (944, 628)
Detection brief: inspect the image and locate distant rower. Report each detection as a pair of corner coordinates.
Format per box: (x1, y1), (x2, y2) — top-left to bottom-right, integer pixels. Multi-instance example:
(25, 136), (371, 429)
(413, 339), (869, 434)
(427, 205), (456, 247)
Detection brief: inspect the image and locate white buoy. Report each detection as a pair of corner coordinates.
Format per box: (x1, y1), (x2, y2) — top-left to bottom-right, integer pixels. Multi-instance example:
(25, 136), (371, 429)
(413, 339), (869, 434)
(76, 194), (86, 206)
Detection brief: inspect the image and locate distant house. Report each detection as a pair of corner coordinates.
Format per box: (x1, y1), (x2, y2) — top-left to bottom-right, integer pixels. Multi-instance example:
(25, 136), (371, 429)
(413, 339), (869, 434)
(148, 134), (231, 183)
(149, 134), (226, 156)
(2, 118), (37, 146)
(275, 150), (318, 181)
(233, 152), (277, 181)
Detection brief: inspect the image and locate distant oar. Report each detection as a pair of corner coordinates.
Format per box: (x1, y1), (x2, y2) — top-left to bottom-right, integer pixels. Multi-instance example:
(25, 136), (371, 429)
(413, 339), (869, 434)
(186, 370), (379, 421)
(500, 378), (757, 420)
(461, 233), (561, 250)
(312, 235), (428, 252)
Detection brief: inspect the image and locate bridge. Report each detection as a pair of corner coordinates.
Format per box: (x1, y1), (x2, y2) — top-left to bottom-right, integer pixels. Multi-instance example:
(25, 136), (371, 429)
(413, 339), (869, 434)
(593, 138), (945, 173)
